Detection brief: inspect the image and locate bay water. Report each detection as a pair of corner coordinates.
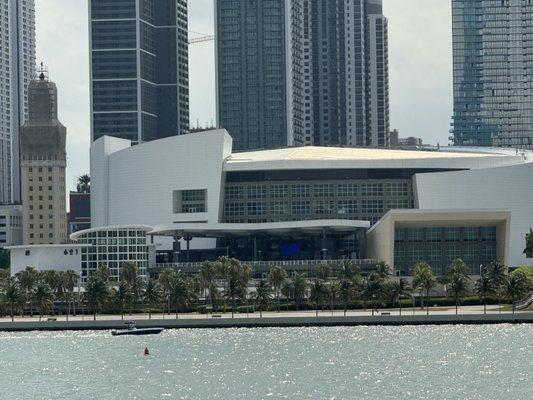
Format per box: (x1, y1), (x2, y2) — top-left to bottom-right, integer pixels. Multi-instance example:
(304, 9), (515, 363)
(0, 325), (531, 399)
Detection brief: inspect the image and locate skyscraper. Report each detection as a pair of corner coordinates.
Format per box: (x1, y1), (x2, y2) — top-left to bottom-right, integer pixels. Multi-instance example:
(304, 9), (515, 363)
(89, 0), (190, 143)
(20, 70), (67, 245)
(303, 0), (389, 148)
(452, 0), (533, 149)
(215, 0), (389, 151)
(0, 0), (36, 204)
(215, 0), (304, 151)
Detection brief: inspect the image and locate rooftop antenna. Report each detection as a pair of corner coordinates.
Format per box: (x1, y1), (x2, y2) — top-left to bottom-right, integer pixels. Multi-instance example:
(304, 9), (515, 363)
(38, 61), (48, 80)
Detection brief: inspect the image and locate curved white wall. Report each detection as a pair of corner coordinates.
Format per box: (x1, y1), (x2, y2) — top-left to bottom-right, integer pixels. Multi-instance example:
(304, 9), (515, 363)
(414, 163), (533, 267)
(91, 130), (233, 250)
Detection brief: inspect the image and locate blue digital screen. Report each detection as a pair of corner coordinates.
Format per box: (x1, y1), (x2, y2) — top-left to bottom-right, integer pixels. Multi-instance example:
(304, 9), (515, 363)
(280, 243), (301, 257)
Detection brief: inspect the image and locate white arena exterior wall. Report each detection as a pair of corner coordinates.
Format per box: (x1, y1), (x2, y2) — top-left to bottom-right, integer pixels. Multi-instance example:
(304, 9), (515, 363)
(91, 130), (232, 251)
(414, 161), (533, 267)
(90, 130), (533, 268)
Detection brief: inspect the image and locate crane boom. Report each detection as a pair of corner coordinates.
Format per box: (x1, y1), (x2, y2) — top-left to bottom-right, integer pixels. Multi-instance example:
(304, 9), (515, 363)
(188, 35), (215, 45)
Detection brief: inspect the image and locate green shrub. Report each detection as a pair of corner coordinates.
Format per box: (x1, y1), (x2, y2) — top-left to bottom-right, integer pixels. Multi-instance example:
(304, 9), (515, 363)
(236, 305), (255, 314)
(197, 305), (208, 314)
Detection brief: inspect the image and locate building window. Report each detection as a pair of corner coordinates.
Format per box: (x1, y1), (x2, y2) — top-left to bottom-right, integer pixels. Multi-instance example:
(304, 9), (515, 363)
(313, 200), (335, 214)
(247, 185), (267, 199)
(271, 202), (288, 215)
(385, 182), (409, 197)
(271, 185), (288, 198)
(426, 228), (441, 242)
(292, 184), (310, 198)
(338, 200), (357, 214)
(337, 183), (357, 197)
(445, 228), (461, 242)
(225, 186), (245, 200)
(361, 200), (383, 214)
(247, 202), (267, 216)
(360, 183), (383, 197)
(313, 184), (334, 197)
(224, 203), (245, 217)
(292, 201), (310, 215)
(173, 189), (207, 213)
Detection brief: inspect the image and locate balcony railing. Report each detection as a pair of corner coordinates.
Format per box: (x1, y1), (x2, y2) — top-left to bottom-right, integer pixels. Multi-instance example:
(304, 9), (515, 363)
(151, 259), (378, 277)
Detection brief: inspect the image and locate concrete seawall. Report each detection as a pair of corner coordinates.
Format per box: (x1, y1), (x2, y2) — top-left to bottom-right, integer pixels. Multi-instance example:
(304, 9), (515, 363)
(0, 313), (531, 332)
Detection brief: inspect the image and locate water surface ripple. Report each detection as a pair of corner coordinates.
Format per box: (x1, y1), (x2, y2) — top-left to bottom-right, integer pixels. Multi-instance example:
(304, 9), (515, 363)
(0, 325), (531, 399)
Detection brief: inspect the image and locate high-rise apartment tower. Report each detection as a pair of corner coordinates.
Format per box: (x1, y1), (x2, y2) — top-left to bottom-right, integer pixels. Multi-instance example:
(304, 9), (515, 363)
(89, 0), (190, 143)
(20, 71), (67, 245)
(215, 0), (304, 151)
(452, 0), (533, 149)
(215, 0), (389, 151)
(0, 0), (36, 204)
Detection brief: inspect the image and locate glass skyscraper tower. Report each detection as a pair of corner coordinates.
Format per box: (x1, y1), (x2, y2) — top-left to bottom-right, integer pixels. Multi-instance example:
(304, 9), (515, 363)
(452, 0), (533, 149)
(0, 0), (35, 204)
(215, 0), (304, 151)
(303, 0), (389, 147)
(89, 0), (189, 143)
(215, 0), (389, 151)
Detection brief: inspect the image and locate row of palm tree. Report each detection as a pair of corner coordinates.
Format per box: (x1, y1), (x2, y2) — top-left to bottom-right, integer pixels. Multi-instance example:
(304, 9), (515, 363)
(1, 256), (530, 321)
(0, 267), (79, 321)
(412, 259), (531, 315)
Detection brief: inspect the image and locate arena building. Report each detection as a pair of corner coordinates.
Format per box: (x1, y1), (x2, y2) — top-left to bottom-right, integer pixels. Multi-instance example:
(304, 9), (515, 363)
(87, 129), (532, 277)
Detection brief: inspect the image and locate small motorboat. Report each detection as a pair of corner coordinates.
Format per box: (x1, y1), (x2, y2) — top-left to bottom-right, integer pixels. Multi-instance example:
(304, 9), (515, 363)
(111, 321), (164, 336)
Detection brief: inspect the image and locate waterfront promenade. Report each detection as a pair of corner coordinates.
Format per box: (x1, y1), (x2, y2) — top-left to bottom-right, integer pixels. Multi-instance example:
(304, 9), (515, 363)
(0, 306), (531, 331)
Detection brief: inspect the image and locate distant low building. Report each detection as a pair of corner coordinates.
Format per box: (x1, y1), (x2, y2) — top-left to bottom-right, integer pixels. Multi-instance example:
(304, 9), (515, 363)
(0, 205), (22, 248)
(68, 192), (91, 234)
(7, 243), (88, 277)
(389, 129), (424, 148)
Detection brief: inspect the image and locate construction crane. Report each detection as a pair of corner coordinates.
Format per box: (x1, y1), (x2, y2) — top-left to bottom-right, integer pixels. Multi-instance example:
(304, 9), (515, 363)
(188, 35), (214, 45)
(188, 29), (214, 45)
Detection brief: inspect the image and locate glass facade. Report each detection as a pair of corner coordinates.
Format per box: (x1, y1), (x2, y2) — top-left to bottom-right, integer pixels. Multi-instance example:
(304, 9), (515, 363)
(302, 0), (389, 147)
(216, 0), (389, 151)
(223, 173), (413, 225)
(452, 0), (533, 149)
(74, 227), (150, 283)
(90, 0), (189, 143)
(0, 0), (35, 204)
(394, 226), (498, 275)
(216, 0), (304, 151)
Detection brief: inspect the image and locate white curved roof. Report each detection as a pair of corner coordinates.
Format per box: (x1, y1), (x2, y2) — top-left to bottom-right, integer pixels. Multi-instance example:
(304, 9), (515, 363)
(70, 225), (153, 241)
(224, 146), (526, 171)
(150, 220), (371, 238)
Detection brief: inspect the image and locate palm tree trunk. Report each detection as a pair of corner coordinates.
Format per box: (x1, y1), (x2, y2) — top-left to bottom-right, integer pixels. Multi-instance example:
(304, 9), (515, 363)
(277, 291), (280, 312)
(455, 299), (458, 315)
(149, 309), (152, 320)
(399, 300), (402, 316)
(484, 301), (487, 315)
(39, 311), (42, 322)
(175, 307), (179, 319)
(11, 304), (14, 322)
(426, 290), (430, 315)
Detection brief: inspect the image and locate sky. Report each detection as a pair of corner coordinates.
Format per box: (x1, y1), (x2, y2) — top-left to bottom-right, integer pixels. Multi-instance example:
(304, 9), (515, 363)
(35, 0), (453, 194)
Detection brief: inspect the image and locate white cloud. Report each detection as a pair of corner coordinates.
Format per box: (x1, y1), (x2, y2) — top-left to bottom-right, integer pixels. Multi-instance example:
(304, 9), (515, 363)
(35, 0), (453, 197)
